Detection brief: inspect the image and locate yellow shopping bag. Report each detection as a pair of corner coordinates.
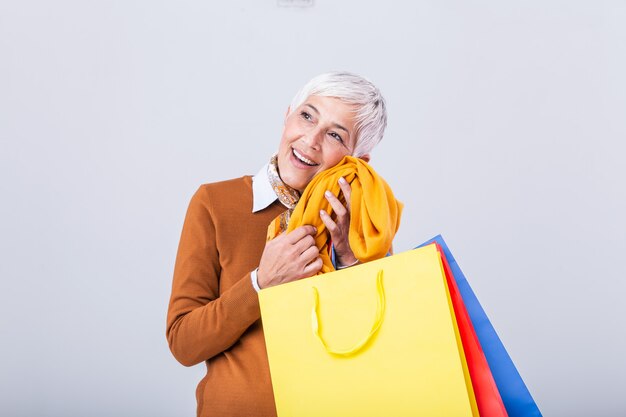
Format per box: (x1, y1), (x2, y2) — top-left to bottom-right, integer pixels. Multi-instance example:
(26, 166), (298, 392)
(259, 245), (479, 417)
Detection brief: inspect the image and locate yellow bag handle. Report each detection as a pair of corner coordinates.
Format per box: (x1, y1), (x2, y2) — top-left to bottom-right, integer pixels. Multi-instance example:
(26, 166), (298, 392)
(311, 270), (386, 357)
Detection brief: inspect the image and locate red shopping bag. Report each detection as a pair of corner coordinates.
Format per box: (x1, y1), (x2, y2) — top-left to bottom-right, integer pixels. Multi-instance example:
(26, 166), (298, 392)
(433, 242), (509, 417)
(420, 236), (542, 417)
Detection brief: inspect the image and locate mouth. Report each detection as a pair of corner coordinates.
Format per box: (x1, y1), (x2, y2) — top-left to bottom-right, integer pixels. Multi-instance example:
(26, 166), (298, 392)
(292, 148), (319, 167)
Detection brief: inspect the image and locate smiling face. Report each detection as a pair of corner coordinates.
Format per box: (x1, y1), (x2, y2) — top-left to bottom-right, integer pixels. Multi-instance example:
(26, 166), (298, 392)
(277, 95), (359, 192)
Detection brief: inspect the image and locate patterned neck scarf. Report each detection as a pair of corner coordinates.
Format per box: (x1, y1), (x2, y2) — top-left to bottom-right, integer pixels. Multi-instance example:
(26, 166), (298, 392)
(267, 154), (300, 238)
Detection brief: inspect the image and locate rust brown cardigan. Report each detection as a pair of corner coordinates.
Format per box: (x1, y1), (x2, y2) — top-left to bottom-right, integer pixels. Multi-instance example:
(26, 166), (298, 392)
(167, 176), (284, 417)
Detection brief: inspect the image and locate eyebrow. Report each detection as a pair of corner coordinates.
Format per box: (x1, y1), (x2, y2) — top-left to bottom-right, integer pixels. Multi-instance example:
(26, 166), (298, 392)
(304, 104), (351, 137)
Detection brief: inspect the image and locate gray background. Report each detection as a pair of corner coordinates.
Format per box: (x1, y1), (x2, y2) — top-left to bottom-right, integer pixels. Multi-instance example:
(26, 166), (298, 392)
(1, 1), (625, 416)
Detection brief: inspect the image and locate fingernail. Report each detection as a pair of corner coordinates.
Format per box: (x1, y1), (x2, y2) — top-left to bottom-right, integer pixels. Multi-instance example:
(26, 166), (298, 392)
(324, 190), (332, 198)
(319, 210), (326, 216)
(339, 177), (347, 184)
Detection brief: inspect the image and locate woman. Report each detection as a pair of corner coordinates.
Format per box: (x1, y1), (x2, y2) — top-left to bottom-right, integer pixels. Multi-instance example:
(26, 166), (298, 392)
(166, 71), (393, 417)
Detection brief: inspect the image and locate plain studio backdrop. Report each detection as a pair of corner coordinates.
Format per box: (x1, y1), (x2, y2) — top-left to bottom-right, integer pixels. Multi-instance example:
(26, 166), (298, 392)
(1, 1), (625, 416)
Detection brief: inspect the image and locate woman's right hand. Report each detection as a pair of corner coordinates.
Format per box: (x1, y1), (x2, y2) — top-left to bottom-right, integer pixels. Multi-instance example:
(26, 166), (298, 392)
(257, 225), (322, 289)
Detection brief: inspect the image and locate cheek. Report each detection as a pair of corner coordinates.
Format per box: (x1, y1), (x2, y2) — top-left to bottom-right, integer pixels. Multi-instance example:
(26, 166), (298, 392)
(278, 135), (288, 153)
(322, 147), (349, 168)
(281, 118), (301, 140)
(277, 130), (295, 156)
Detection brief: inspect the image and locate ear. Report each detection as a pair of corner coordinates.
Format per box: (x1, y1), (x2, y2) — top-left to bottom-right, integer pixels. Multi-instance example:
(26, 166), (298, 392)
(359, 154), (371, 163)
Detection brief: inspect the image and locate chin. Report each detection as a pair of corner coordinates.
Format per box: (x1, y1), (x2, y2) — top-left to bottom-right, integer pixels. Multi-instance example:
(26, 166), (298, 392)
(287, 180), (307, 193)
(283, 175), (308, 193)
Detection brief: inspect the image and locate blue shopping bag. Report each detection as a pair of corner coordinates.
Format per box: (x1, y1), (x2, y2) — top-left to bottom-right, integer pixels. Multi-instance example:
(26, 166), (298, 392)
(417, 235), (542, 417)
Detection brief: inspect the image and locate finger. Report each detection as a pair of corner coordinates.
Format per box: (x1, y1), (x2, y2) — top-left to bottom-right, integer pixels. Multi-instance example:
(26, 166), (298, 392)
(286, 225), (317, 243)
(302, 257), (323, 276)
(292, 234), (316, 256)
(338, 177), (352, 212)
(320, 210), (340, 237)
(320, 209), (351, 256)
(299, 245), (320, 265)
(324, 190), (348, 218)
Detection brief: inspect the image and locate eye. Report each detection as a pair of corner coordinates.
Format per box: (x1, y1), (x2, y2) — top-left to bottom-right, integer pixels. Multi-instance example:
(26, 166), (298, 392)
(329, 132), (344, 144)
(300, 111), (312, 121)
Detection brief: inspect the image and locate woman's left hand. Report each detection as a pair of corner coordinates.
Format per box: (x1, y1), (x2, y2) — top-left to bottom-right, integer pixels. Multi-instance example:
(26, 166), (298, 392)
(320, 177), (358, 268)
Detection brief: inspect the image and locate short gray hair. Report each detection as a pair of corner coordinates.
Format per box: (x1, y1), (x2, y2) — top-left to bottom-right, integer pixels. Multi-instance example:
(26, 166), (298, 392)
(289, 71), (387, 157)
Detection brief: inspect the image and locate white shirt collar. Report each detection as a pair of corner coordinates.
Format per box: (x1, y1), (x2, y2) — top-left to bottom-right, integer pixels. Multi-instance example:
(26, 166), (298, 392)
(252, 163), (280, 212)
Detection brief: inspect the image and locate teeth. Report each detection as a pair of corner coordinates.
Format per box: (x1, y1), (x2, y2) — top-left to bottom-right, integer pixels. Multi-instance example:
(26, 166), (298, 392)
(293, 149), (317, 166)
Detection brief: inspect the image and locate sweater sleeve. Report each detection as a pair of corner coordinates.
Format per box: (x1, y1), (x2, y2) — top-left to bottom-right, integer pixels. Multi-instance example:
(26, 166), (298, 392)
(166, 186), (261, 367)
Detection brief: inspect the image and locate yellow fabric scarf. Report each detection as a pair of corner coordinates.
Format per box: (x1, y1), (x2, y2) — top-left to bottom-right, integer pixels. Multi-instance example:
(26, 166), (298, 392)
(268, 155), (403, 274)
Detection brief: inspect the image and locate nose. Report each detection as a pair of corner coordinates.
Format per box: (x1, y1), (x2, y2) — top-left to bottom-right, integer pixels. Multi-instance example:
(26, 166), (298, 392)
(301, 127), (323, 150)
